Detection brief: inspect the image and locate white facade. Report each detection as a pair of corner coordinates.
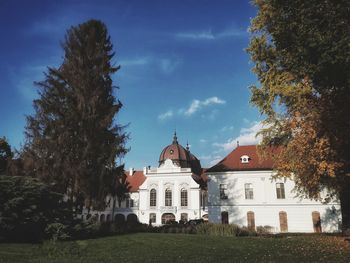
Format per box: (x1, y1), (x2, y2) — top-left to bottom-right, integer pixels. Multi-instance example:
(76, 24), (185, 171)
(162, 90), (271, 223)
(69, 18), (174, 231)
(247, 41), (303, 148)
(207, 170), (341, 232)
(138, 159), (207, 225)
(83, 140), (342, 233)
(82, 159), (208, 225)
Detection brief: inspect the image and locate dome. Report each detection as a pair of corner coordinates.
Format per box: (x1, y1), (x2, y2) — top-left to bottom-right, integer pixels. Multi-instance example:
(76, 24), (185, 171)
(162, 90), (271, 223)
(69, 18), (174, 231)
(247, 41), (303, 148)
(159, 132), (202, 175)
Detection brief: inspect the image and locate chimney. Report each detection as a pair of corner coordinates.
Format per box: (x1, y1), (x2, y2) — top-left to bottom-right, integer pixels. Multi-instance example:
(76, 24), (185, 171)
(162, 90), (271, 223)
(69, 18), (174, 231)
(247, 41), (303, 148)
(129, 168), (134, 176)
(143, 166), (147, 175)
(237, 141), (239, 147)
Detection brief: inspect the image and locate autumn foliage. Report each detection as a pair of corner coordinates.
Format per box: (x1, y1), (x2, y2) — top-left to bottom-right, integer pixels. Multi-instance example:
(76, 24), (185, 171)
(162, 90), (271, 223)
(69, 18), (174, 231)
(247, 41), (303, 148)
(247, 0), (350, 232)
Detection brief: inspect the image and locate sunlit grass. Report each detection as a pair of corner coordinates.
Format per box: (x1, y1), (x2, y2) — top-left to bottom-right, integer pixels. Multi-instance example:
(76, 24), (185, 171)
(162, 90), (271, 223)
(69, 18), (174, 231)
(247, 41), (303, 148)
(1, 233), (350, 262)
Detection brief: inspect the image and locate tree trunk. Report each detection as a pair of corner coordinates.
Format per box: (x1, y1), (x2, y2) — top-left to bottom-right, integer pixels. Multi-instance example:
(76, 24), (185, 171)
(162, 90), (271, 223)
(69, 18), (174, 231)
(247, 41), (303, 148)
(339, 181), (350, 234)
(112, 196), (116, 222)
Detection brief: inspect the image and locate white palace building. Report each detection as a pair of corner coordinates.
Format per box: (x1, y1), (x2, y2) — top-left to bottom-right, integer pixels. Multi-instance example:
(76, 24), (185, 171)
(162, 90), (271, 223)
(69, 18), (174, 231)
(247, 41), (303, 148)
(84, 132), (341, 233)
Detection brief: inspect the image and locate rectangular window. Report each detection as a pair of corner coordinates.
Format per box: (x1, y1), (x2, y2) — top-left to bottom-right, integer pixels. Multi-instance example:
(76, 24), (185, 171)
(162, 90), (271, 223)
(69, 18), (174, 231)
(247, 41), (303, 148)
(150, 189), (156, 207)
(125, 197), (134, 208)
(244, 183), (254, 199)
(149, 213), (156, 224)
(220, 184), (228, 200)
(181, 189), (188, 207)
(200, 190), (208, 209)
(276, 183), (285, 199)
(165, 189), (172, 206)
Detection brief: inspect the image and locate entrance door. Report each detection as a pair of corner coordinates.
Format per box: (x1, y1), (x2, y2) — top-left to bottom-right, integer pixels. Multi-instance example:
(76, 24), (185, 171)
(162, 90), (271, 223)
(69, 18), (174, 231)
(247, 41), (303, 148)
(312, 211), (322, 233)
(247, 211), (255, 230)
(279, 211), (288, 232)
(162, 213), (175, 224)
(221, 211), (229, 224)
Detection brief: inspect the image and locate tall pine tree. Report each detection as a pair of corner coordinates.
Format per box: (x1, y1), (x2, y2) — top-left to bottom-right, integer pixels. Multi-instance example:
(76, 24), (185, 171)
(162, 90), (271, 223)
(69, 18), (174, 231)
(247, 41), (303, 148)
(24, 20), (128, 210)
(0, 137), (12, 175)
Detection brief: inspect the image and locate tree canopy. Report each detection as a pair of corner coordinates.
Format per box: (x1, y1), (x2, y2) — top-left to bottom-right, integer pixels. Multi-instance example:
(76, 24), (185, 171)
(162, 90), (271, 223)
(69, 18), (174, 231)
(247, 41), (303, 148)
(247, 0), (350, 231)
(23, 20), (128, 210)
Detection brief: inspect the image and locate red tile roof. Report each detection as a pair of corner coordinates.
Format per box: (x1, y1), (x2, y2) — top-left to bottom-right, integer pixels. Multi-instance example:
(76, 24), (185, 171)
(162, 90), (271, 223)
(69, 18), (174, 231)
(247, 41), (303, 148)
(124, 170), (146, 192)
(207, 145), (277, 172)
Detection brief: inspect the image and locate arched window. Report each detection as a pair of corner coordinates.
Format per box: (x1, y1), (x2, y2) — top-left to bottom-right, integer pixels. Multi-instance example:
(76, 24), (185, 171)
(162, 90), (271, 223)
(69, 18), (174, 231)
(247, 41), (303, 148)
(279, 211), (288, 232)
(165, 188), (172, 206)
(181, 189), (188, 207)
(312, 211), (322, 233)
(106, 214), (111, 222)
(93, 213), (99, 221)
(247, 211), (255, 230)
(150, 189), (157, 207)
(180, 213), (188, 223)
(100, 214), (105, 222)
(127, 213), (138, 224)
(114, 214), (125, 224)
(162, 213), (175, 224)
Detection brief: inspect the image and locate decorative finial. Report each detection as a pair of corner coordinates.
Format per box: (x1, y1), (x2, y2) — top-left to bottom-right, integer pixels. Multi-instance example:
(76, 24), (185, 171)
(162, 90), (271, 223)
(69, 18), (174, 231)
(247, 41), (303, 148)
(237, 141), (239, 147)
(186, 141), (190, 151)
(173, 130), (178, 144)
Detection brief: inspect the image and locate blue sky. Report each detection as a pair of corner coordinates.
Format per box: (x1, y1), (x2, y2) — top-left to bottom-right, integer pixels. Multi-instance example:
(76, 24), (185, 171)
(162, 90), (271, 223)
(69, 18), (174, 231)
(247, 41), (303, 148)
(0, 0), (263, 169)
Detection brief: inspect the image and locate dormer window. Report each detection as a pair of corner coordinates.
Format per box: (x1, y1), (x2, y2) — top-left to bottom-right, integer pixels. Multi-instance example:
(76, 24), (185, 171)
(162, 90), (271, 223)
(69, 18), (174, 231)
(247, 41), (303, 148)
(240, 155), (250, 163)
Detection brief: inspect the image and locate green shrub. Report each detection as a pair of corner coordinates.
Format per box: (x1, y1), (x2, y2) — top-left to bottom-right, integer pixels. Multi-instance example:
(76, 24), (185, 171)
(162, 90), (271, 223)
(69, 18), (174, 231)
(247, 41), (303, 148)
(195, 223), (257, 237)
(45, 223), (71, 241)
(195, 223), (240, 236)
(237, 226), (257, 237)
(70, 220), (103, 239)
(0, 176), (73, 242)
(256, 225), (274, 235)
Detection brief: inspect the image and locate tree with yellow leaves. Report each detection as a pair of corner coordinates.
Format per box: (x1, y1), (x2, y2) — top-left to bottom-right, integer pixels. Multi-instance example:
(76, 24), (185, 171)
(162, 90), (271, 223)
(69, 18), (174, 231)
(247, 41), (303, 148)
(247, 0), (350, 232)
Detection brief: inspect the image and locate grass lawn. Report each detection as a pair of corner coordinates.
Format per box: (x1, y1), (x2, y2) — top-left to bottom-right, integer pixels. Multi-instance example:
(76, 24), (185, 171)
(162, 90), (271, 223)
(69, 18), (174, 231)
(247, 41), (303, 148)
(1, 233), (350, 262)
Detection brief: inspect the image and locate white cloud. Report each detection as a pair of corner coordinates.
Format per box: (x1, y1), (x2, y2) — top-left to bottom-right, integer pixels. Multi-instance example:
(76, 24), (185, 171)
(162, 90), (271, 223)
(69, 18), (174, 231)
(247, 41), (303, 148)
(119, 57), (149, 66)
(217, 27), (247, 38)
(12, 65), (47, 101)
(185, 99), (201, 116)
(157, 96), (225, 121)
(25, 11), (82, 37)
(175, 30), (215, 40)
(199, 139), (207, 143)
(160, 58), (181, 74)
(158, 110), (174, 121)
(213, 121), (264, 152)
(175, 26), (246, 41)
(119, 56), (181, 75)
(209, 156), (223, 167)
(184, 97), (226, 116)
(243, 118), (250, 124)
(202, 97), (226, 105)
(198, 155), (211, 160)
(202, 109), (219, 121)
(197, 154), (224, 168)
(221, 126), (234, 132)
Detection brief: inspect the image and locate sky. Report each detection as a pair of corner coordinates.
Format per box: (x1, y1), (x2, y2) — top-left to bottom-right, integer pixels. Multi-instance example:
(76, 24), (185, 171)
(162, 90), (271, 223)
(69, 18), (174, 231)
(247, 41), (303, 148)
(0, 0), (264, 169)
